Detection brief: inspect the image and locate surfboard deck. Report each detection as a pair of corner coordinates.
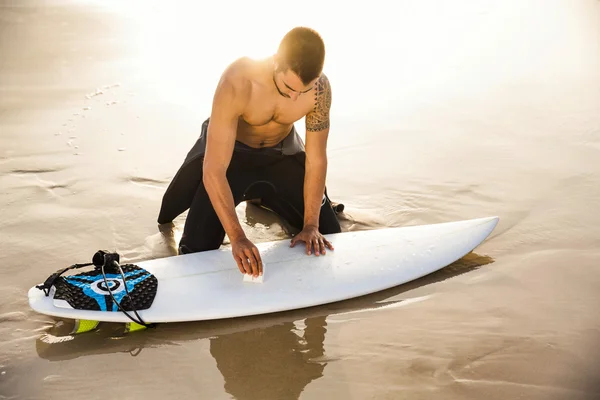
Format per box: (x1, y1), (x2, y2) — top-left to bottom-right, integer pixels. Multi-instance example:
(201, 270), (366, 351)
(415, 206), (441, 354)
(28, 216), (499, 325)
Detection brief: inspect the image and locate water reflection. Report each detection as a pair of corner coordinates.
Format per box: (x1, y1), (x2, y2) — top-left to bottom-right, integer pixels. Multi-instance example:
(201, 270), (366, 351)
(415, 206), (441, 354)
(35, 315), (329, 399)
(210, 317), (327, 400)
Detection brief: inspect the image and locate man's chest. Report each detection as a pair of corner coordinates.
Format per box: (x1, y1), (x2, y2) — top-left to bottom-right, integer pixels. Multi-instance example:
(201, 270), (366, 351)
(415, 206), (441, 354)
(243, 91), (315, 127)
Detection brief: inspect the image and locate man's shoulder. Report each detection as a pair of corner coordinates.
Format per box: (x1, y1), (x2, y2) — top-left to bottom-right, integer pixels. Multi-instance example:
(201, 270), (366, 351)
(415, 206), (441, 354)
(315, 72), (331, 92)
(218, 57), (255, 96)
(225, 56), (254, 74)
(222, 57), (260, 84)
(318, 71), (330, 82)
(309, 72), (332, 111)
(304, 71), (332, 132)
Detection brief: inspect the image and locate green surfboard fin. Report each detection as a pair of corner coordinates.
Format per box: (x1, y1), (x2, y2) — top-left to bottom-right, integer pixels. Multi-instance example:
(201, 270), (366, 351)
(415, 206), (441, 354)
(125, 322), (148, 333)
(71, 319), (100, 334)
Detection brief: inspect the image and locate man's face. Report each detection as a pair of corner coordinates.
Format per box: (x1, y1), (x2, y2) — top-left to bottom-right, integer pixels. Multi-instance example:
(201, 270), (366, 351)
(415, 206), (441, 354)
(273, 67), (317, 101)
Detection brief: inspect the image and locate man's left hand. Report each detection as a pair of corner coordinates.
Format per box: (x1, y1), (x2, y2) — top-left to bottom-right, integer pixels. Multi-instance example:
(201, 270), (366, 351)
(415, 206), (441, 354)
(290, 225), (334, 256)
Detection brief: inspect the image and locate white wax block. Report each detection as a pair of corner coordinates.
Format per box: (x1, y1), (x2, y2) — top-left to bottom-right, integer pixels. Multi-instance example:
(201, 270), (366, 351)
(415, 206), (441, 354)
(243, 274), (263, 283)
(242, 264), (265, 283)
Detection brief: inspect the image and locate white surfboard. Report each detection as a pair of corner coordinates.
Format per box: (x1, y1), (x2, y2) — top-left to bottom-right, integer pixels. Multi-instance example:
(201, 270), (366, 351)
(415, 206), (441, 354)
(28, 216), (499, 324)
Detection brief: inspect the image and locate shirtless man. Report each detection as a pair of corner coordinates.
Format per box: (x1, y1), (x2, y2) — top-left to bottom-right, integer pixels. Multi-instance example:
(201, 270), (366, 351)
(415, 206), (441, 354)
(157, 27), (342, 278)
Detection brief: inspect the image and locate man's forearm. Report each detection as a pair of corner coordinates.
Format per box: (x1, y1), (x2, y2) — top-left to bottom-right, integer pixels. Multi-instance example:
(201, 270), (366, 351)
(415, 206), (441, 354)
(303, 159), (327, 228)
(203, 171), (246, 241)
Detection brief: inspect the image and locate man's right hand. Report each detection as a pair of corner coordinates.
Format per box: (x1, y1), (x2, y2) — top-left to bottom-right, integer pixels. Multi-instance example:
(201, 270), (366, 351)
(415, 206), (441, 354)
(231, 237), (263, 277)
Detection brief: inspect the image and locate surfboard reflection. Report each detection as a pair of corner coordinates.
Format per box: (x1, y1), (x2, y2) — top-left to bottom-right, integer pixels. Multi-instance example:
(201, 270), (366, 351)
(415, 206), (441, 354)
(209, 316), (328, 400)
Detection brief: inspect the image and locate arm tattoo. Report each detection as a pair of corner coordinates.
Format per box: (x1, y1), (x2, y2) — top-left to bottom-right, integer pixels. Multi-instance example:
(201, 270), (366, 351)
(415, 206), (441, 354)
(306, 74), (332, 132)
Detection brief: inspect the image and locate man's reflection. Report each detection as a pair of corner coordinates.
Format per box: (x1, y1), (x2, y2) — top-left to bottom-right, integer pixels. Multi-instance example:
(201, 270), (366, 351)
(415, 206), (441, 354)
(209, 316), (327, 400)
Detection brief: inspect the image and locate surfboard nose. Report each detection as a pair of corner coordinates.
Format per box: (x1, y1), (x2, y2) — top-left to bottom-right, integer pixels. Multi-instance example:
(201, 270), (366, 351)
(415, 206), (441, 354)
(479, 215), (500, 226)
(472, 215), (500, 241)
(483, 215), (500, 228)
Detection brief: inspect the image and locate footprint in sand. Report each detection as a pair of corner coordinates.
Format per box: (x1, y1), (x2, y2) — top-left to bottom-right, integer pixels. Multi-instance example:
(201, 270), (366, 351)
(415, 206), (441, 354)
(10, 168), (75, 197)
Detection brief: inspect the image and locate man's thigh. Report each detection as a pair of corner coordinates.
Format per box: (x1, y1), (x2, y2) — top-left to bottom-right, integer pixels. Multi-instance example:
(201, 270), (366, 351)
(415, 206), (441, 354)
(262, 155), (341, 234)
(180, 155), (255, 253)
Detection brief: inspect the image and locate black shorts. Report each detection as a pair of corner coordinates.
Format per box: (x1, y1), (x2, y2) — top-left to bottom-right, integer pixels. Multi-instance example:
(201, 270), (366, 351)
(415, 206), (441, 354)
(157, 119), (342, 254)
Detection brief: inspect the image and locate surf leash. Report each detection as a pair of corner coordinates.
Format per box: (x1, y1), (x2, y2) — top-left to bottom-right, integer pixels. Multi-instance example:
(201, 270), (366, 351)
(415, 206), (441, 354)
(36, 262), (94, 296)
(95, 251), (155, 329)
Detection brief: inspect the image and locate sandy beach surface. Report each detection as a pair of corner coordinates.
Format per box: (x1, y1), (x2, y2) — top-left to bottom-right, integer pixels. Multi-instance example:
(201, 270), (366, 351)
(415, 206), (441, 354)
(1, 0), (600, 399)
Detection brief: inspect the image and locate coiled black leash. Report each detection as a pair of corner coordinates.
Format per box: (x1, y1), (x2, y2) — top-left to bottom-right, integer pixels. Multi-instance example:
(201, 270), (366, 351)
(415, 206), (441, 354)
(95, 251), (155, 329)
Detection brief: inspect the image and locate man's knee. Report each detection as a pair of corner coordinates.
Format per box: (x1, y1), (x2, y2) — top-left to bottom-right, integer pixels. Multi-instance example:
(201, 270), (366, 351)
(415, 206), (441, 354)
(178, 233), (223, 255)
(316, 192), (342, 234)
(318, 206), (342, 234)
(319, 220), (341, 234)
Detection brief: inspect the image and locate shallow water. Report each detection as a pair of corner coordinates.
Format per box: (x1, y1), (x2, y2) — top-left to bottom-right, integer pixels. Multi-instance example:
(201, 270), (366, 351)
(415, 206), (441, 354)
(1, 0), (600, 399)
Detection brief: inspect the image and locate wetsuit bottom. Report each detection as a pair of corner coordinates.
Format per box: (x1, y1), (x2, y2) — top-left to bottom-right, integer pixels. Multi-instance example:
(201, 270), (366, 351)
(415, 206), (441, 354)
(157, 142), (341, 254)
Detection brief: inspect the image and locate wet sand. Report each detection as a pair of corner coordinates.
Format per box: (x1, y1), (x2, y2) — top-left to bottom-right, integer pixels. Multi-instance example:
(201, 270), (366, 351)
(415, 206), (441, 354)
(1, 0), (600, 399)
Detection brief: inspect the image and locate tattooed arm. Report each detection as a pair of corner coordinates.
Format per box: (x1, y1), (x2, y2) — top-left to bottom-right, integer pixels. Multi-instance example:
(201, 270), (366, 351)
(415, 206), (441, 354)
(302, 73), (332, 229)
